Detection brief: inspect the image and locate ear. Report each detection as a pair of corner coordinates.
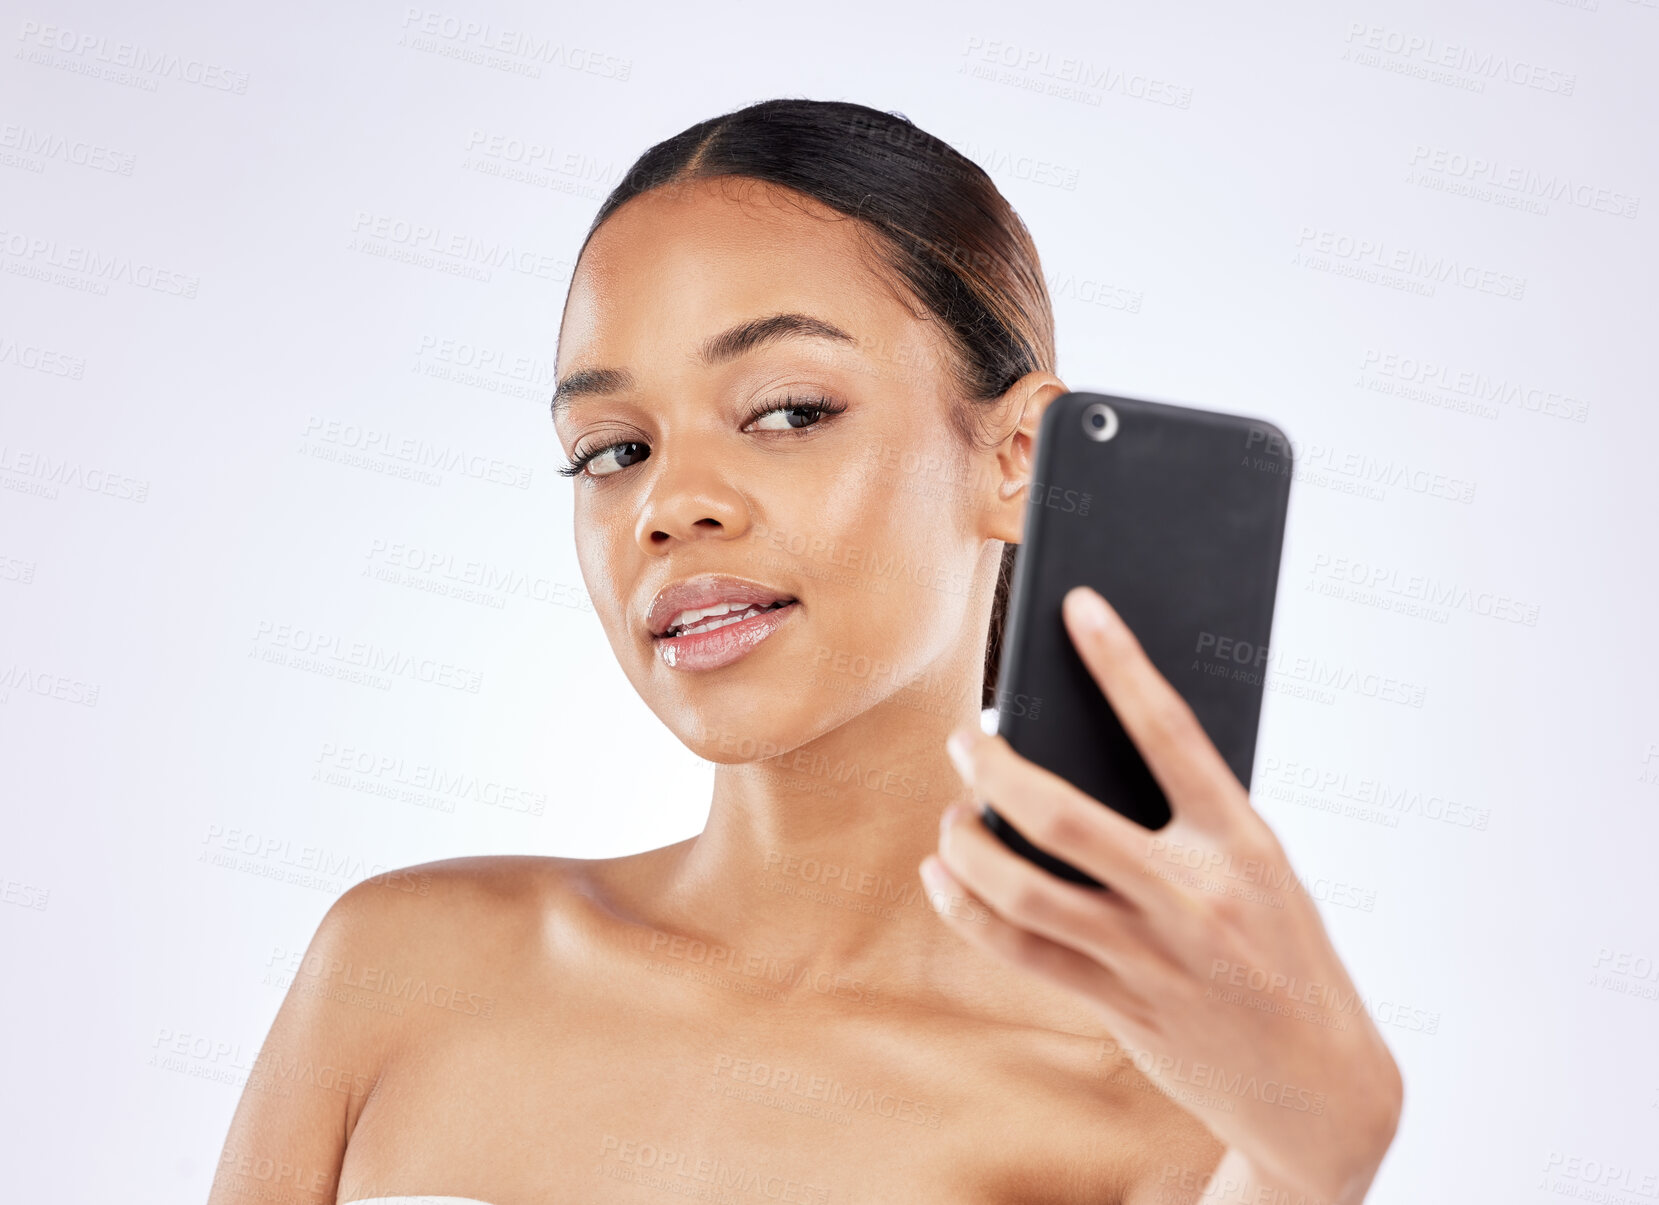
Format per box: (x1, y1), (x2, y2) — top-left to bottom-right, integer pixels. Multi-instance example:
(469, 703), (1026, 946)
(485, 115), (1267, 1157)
(982, 372), (1069, 545)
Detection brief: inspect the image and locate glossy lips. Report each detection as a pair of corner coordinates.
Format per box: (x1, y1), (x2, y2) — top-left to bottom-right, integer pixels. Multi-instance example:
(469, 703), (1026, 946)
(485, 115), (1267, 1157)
(646, 574), (800, 671)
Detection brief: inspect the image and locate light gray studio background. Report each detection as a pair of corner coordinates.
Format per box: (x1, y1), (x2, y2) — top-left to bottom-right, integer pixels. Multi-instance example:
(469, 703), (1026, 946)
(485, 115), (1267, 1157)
(3, 0), (1656, 1200)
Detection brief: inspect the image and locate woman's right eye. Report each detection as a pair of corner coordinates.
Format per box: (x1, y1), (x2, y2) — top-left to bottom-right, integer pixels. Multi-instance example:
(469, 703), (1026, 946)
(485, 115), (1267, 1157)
(576, 441), (650, 478)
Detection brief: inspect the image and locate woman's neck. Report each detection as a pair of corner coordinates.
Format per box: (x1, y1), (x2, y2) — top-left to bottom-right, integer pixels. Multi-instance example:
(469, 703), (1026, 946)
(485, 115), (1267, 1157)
(641, 675), (1032, 1011)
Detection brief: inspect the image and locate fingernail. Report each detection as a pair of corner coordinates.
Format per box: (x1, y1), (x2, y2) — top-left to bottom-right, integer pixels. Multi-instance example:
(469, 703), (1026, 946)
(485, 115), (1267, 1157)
(919, 857), (954, 912)
(945, 727), (975, 781)
(1065, 586), (1110, 635)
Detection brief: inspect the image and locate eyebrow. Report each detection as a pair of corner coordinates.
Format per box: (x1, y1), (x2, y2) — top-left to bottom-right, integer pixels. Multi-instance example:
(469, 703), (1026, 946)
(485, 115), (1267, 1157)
(550, 312), (856, 421)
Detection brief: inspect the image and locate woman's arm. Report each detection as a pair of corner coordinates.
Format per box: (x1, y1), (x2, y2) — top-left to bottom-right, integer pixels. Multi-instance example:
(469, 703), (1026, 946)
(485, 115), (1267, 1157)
(206, 877), (408, 1205)
(925, 586), (1403, 1204)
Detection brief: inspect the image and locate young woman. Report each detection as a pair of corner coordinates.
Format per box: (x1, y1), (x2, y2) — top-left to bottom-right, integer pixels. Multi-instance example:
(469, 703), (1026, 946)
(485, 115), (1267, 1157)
(210, 98), (1402, 1205)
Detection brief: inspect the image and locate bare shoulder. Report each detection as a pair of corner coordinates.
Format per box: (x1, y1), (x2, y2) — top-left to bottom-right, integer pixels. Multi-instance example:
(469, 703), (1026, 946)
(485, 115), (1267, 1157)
(320, 853), (601, 995)
(208, 855), (594, 1203)
(290, 854), (601, 1094)
(318, 847), (675, 998)
(331, 853), (583, 939)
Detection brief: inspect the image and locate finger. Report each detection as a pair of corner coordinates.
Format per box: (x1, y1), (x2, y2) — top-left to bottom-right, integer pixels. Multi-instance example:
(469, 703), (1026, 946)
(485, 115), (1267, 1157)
(918, 854), (1152, 1025)
(948, 724), (1180, 910)
(1062, 586), (1248, 830)
(937, 804), (1187, 993)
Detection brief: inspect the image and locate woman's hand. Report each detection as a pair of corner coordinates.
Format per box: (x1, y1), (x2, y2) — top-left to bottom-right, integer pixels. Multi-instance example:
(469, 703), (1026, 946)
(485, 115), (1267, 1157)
(919, 586), (1403, 1205)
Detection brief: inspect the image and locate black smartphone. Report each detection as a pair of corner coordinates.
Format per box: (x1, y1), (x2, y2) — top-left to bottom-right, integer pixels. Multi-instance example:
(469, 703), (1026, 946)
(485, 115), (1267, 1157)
(981, 391), (1294, 887)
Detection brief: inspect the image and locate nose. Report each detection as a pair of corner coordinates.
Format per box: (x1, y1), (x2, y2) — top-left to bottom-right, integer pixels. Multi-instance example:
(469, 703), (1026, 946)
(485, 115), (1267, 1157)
(633, 445), (753, 554)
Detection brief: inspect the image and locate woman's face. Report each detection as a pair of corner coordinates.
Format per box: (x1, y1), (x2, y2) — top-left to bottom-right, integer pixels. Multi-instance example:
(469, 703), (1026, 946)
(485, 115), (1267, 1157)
(553, 175), (1022, 761)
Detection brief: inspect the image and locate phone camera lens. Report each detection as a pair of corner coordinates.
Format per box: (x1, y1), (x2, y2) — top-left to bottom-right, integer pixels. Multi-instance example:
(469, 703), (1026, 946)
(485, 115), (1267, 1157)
(1081, 402), (1119, 442)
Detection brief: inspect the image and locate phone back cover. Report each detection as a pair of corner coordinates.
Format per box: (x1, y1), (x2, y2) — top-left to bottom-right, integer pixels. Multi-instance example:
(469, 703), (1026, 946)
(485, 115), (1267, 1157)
(992, 392), (1293, 843)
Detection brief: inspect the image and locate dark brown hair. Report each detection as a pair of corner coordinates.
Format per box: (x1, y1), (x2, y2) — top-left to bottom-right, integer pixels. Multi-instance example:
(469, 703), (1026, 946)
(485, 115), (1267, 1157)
(573, 97), (1056, 709)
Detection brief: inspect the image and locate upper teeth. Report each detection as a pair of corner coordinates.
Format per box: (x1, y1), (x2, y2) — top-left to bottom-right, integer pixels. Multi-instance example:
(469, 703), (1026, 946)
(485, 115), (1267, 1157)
(666, 600), (778, 635)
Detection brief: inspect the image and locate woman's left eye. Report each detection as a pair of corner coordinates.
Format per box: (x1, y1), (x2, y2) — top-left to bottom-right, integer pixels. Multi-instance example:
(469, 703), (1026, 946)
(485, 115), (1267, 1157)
(561, 394), (849, 482)
(744, 395), (848, 432)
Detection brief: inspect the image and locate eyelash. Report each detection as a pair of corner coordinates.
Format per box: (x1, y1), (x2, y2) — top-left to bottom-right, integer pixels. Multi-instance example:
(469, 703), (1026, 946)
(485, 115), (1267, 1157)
(557, 393), (848, 480)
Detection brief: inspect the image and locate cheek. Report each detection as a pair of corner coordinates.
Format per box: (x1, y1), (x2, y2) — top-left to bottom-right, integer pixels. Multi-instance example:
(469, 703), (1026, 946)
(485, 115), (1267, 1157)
(822, 430), (983, 564)
(781, 443), (985, 663)
(573, 498), (632, 638)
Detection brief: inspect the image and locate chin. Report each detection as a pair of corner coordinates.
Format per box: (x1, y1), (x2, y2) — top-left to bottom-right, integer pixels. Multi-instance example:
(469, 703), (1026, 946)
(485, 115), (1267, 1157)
(672, 691), (840, 765)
